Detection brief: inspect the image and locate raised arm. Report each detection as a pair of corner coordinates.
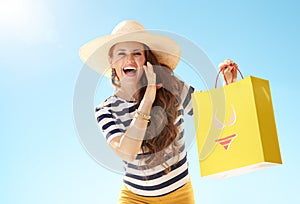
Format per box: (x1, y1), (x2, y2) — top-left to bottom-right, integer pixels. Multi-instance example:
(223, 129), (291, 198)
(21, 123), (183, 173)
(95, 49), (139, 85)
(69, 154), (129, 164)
(108, 62), (158, 162)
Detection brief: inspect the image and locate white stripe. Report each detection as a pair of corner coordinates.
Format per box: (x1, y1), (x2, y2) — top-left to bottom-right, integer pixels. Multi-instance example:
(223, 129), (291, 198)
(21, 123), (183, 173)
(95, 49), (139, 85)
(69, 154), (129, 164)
(115, 112), (134, 122)
(180, 83), (190, 102)
(108, 97), (136, 110)
(184, 101), (193, 114)
(95, 99), (135, 116)
(107, 132), (123, 144)
(124, 160), (188, 187)
(94, 107), (107, 118)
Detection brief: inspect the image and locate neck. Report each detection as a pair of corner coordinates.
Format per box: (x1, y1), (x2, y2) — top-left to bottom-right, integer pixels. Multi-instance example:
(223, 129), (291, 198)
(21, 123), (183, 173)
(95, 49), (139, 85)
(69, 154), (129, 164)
(115, 83), (139, 101)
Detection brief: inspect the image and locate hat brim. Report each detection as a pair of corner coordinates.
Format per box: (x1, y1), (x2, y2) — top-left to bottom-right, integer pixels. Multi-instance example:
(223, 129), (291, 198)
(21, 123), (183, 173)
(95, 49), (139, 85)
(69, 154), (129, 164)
(79, 30), (181, 77)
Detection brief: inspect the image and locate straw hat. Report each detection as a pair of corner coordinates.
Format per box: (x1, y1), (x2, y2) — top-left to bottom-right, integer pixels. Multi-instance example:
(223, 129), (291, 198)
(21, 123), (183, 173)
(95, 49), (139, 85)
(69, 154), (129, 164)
(79, 20), (181, 77)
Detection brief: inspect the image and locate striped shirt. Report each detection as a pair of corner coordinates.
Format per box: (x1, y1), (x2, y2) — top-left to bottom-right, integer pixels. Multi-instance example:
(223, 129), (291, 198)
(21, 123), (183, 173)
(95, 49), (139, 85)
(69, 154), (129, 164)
(95, 83), (195, 197)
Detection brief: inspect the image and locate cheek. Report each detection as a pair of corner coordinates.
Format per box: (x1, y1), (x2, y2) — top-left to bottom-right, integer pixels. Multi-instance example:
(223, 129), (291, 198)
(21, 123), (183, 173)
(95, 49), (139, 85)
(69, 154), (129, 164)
(111, 57), (122, 67)
(111, 58), (124, 74)
(137, 56), (146, 66)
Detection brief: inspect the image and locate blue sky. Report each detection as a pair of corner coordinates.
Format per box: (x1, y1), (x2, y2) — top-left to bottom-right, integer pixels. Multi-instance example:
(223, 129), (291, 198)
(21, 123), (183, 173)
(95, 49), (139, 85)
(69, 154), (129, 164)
(1, 0), (299, 203)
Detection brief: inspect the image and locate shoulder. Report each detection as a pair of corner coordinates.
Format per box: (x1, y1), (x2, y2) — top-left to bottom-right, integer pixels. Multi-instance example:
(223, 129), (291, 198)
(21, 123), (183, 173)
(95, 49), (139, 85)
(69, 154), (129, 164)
(95, 96), (124, 112)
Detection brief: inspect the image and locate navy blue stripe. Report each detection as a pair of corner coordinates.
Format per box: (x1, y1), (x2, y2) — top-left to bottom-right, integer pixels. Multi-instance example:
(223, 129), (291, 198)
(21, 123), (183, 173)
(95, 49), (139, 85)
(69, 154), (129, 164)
(178, 130), (184, 140)
(95, 99), (124, 112)
(110, 105), (136, 116)
(135, 151), (153, 160)
(127, 161), (149, 171)
(136, 143), (185, 160)
(106, 129), (125, 140)
(96, 113), (113, 123)
(187, 108), (193, 116)
(103, 118), (132, 130)
(128, 152), (187, 170)
(123, 168), (189, 191)
(177, 109), (184, 116)
(102, 121), (117, 130)
(182, 86), (195, 110)
(179, 143), (185, 153)
(122, 119), (132, 127)
(175, 118), (184, 127)
(109, 99), (124, 107)
(125, 154), (187, 181)
(115, 118), (131, 127)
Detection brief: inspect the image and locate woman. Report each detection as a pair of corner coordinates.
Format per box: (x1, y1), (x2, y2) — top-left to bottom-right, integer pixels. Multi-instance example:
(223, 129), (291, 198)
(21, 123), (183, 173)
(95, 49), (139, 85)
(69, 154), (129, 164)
(79, 20), (237, 204)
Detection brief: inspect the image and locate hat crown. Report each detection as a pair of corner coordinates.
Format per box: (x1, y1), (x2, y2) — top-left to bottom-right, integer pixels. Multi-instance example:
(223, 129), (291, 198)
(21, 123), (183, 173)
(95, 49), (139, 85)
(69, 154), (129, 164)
(111, 20), (146, 35)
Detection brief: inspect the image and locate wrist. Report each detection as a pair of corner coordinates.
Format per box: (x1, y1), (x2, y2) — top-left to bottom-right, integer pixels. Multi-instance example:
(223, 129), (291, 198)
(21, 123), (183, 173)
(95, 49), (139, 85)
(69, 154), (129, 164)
(135, 110), (151, 122)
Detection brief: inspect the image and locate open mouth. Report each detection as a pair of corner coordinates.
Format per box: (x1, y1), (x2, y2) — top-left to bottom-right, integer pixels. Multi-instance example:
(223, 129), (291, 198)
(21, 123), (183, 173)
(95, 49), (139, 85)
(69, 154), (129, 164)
(123, 67), (137, 76)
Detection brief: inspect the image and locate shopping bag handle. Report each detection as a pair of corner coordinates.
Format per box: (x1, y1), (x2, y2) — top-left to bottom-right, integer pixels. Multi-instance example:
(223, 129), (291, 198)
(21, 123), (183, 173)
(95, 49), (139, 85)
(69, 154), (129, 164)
(215, 66), (244, 88)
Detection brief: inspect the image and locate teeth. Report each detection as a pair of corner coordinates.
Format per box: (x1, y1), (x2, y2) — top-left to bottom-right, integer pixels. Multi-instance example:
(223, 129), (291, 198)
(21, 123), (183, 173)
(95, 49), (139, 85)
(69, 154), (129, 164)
(123, 67), (137, 71)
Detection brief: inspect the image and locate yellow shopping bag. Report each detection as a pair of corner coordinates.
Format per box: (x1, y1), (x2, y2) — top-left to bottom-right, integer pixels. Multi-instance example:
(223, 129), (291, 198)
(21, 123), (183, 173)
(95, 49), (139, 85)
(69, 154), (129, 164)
(191, 75), (282, 179)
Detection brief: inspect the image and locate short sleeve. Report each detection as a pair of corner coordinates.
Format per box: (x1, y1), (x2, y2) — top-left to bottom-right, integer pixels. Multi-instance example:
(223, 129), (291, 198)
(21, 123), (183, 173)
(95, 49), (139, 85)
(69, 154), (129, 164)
(94, 105), (126, 144)
(180, 82), (196, 116)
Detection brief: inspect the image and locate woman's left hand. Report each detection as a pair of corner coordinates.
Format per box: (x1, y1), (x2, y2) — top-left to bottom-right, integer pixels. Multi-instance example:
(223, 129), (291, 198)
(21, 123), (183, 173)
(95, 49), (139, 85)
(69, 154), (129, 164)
(218, 59), (238, 85)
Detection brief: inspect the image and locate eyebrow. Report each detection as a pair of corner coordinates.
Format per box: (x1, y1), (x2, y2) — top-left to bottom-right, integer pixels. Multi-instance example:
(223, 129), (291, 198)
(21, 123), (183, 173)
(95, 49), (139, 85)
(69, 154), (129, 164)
(116, 48), (143, 52)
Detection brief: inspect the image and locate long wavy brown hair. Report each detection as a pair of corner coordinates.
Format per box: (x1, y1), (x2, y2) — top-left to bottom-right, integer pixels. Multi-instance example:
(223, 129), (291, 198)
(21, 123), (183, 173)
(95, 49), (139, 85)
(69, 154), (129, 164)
(134, 45), (184, 173)
(109, 42), (184, 173)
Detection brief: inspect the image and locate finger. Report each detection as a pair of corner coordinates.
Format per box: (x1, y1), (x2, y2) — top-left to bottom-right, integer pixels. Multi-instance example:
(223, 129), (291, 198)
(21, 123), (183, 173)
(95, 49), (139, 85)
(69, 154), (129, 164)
(143, 65), (147, 74)
(143, 62), (153, 75)
(146, 62), (154, 73)
(227, 66), (233, 72)
(143, 65), (149, 78)
(143, 63), (156, 86)
(222, 67), (230, 75)
(143, 66), (155, 82)
(232, 69), (238, 81)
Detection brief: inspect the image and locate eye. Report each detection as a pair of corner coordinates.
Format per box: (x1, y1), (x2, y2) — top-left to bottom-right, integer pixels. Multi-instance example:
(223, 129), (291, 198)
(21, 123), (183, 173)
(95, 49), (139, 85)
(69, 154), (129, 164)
(117, 52), (125, 56)
(133, 52), (142, 56)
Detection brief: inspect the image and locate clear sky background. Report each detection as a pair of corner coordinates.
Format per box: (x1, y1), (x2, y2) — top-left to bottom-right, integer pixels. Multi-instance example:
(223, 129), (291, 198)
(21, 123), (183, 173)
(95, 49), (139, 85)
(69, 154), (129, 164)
(1, 0), (299, 203)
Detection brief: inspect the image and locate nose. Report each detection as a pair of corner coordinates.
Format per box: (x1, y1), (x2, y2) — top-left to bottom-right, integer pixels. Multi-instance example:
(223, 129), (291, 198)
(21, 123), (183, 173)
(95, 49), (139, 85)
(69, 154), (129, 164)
(126, 53), (135, 63)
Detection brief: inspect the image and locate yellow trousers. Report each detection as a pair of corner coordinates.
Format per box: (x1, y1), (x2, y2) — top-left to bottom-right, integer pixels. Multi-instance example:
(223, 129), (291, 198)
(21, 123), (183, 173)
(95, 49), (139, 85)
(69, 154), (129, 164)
(118, 180), (195, 204)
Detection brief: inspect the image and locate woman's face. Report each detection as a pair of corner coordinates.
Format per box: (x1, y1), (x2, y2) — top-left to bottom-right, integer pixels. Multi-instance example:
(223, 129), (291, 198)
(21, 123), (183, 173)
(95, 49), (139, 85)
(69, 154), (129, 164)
(110, 41), (146, 85)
